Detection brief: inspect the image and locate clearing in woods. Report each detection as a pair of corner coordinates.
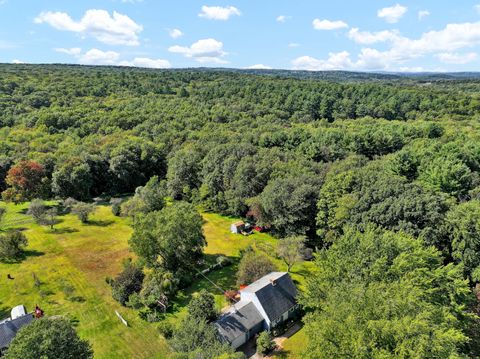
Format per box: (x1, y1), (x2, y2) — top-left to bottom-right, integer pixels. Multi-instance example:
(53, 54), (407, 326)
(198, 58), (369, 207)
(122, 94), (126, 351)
(0, 203), (309, 358)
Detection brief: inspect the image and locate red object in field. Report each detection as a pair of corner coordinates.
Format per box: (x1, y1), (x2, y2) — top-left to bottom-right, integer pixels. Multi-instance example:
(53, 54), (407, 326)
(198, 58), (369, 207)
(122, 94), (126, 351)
(254, 226), (263, 232)
(34, 305), (44, 319)
(239, 285), (247, 290)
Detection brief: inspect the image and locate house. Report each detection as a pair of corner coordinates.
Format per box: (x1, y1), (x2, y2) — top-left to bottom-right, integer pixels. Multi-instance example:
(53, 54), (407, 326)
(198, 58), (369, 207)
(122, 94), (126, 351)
(0, 306), (34, 353)
(214, 272), (299, 349)
(230, 221), (246, 234)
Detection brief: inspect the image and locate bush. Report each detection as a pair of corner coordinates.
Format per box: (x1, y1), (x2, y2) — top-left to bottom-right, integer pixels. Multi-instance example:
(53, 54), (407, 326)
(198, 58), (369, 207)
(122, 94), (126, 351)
(158, 321), (174, 339)
(71, 202), (96, 223)
(27, 199), (46, 222)
(236, 251), (277, 286)
(216, 255), (233, 267)
(0, 231), (28, 261)
(4, 317), (93, 359)
(256, 331), (275, 355)
(187, 289), (217, 322)
(110, 198), (123, 216)
(111, 203), (121, 216)
(111, 260), (145, 306)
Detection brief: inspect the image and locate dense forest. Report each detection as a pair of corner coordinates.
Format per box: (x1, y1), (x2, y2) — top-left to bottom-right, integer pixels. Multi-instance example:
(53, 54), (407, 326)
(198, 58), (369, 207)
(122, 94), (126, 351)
(2, 64), (480, 357)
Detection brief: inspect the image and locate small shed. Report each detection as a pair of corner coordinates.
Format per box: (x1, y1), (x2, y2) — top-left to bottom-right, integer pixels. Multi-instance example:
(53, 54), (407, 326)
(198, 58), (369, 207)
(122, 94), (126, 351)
(230, 221), (245, 234)
(10, 305), (27, 320)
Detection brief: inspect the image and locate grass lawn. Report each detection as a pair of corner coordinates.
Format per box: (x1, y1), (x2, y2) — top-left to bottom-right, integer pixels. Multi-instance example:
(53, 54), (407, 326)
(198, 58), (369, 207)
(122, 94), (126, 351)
(0, 203), (169, 359)
(0, 204), (311, 358)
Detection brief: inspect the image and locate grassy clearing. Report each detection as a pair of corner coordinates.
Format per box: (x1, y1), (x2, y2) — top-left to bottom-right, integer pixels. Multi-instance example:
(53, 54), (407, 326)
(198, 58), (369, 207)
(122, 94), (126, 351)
(0, 204), (309, 358)
(0, 203), (168, 359)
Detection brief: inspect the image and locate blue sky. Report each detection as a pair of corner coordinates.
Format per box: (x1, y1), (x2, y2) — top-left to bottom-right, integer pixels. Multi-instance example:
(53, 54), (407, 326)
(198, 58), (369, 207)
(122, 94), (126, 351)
(1, 0), (480, 71)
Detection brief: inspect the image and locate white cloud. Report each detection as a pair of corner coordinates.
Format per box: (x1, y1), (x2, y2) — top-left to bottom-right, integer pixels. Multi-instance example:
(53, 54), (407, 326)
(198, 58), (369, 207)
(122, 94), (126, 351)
(169, 38), (228, 63)
(377, 4), (407, 23)
(55, 47), (82, 55)
(418, 10), (430, 20)
(288, 43), (300, 48)
(294, 21), (480, 71)
(11, 59), (24, 64)
(34, 9), (142, 46)
(276, 15), (290, 23)
(399, 66), (425, 72)
(437, 52), (477, 64)
(475, 4), (480, 14)
(348, 28), (399, 44)
(119, 57), (171, 68)
(169, 28), (183, 39)
(292, 52), (353, 71)
(198, 6), (240, 21)
(313, 19), (348, 30)
(121, 0), (143, 3)
(245, 64), (272, 69)
(78, 48), (120, 65)
(55, 47), (171, 68)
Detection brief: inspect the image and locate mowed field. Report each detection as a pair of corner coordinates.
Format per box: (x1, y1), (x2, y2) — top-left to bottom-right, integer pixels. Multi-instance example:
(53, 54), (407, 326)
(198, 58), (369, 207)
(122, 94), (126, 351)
(0, 202), (310, 358)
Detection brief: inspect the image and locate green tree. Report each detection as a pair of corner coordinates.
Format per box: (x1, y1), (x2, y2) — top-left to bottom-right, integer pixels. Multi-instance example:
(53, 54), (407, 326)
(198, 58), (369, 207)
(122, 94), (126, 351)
(129, 201), (205, 272)
(27, 199), (47, 223)
(236, 251), (277, 286)
(170, 317), (236, 358)
(140, 269), (178, 310)
(5, 317), (93, 359)
(418, 155), (473, 197)
(52, 159), (92, 200)
(277, 236), (306, 272)
(71, 202), (96, 223)
(41, 208), (58, 230)
(0, 231), (28, 261)
(187, 289), (217, 322)
(167, 146), (203, 200)
(256, 331), (275, 355)
(446, 200), (480, 281)
(259, 174), (319, 237)
(111, 260), (145, 306)
(134, 176), (166, 213)
(301, 226), (474, 359)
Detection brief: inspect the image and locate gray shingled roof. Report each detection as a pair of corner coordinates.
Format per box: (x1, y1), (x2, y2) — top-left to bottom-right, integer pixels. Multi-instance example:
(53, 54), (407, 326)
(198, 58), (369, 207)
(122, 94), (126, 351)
(0, 315), (34, 349)
(214, 301), (264, 344)
(242, 272), (297, 322)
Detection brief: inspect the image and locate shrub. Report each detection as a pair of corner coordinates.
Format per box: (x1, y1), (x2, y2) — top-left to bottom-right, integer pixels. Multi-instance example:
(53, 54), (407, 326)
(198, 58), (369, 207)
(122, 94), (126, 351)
(187, 289), (217, 322)
(71, 202), (96, 223)
(256, 331), (275, 355)
(158, 321), (174, 339)
(0, 231), (28, 261)
(236, 251), (277, 286)
(216, 255), (233, 267)
(5, 317), (93, 359)
(111, 260), (144, 306)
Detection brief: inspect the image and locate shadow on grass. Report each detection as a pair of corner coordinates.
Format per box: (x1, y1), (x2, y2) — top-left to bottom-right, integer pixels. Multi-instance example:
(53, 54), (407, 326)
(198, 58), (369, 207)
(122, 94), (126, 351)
(272, 349), (291, 359)
(86, 219), (115, 227)
(51, 227), (79, 234)
(0, 306), (10, 319)
(1, 249), (45, 264)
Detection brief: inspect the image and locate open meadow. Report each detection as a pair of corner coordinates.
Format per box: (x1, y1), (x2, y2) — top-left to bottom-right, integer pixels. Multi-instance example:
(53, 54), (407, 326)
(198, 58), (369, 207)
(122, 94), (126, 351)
(0, 202), (310, 358)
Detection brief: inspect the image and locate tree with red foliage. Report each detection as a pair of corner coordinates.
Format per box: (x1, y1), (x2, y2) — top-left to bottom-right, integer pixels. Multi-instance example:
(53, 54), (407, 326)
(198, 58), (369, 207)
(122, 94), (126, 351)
(2, 160), (48, 203)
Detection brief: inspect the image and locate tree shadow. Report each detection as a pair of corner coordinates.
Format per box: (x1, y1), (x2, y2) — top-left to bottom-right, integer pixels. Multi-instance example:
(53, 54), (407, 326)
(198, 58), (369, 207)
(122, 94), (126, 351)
(1, 249), (45, 264)
(51, 227), (79, 234)
(86, 219), (114, 227)
(0, 305), (10, 319)
(23, 249), (45, 258)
